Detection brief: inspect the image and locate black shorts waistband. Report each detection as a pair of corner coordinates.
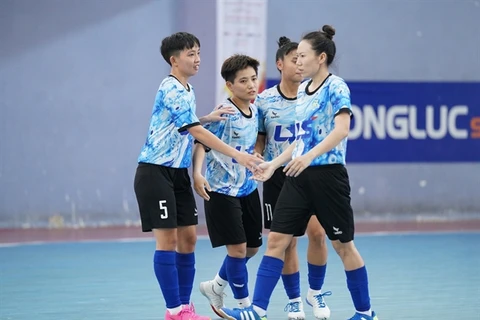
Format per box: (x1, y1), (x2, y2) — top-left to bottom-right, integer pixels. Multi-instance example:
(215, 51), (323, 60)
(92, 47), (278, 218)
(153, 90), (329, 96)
(305, 164), (345, 171)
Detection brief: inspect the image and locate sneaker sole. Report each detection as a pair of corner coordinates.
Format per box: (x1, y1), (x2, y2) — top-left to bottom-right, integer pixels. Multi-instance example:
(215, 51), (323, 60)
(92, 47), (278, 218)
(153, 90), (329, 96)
(199, 284), (225, 319)
(215, 309), (237, 320)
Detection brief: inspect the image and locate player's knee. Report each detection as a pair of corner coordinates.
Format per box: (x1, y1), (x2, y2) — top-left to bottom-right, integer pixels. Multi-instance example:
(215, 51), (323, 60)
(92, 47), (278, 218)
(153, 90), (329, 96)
(331, 240), (356, 259)
(176, 226), (197, 252)
(308, 229), (327, 248)
(266, 232), (293, 255)
(180, 232), (197, 249)
(153, 228), (177, 250)
(306, 217), (326, 245)
(226, 243), (247, 258)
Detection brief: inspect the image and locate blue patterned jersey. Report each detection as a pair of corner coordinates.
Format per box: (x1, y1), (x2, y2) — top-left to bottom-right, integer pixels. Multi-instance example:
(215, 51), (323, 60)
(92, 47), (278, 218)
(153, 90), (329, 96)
(293, 74), (352, 166)
(204, 99), (258, 197)
(255, 85), (297, 162)
(138, 76), (200, 168)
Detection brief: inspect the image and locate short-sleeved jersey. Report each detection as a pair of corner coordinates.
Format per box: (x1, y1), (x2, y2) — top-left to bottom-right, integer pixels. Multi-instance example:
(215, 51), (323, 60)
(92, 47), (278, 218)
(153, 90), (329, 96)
(293, 74), (352, 166)
(138, 75), (200, 168)
(204, 99), (258, 197)
(255, 85), (297, 162)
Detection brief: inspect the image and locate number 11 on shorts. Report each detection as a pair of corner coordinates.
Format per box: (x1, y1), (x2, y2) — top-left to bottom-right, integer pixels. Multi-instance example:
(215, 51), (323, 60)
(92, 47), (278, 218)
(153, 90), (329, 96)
(264, 203), (273, 221)
(159, 200), (168, 219)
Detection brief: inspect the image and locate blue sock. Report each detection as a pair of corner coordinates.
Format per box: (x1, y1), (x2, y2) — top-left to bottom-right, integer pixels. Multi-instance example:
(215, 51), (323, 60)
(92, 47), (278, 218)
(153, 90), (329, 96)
(346, 266), (371, 312)
(219, 255), (251, 281)
(252, 256), (284, 310)
(226, 256), (249, 299)
(176, 252), (195, 305)
(153, 250), (181, 308)
(282, 272), (301, 300)
(308, 263), (327, 290)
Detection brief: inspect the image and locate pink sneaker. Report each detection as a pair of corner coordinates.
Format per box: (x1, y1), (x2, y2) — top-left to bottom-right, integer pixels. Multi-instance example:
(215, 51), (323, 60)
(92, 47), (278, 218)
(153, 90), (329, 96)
(164, 304), (211, 320)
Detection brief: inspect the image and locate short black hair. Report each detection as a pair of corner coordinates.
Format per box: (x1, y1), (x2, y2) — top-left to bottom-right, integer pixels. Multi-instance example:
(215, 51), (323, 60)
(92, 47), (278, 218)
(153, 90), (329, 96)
(302, 25), (336, 66)
(160, 32), (200, 65)
(220, 54), (260, 83)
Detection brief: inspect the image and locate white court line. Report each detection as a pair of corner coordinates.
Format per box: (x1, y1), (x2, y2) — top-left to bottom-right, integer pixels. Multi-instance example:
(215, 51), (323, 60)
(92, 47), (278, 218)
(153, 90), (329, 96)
(1, 230), (479, 248)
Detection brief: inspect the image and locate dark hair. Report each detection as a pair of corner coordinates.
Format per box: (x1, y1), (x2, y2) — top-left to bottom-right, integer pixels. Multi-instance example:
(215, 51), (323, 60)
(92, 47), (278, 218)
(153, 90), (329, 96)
(221, 54), (260, 83)
(302, 25), (336, 66)
(275, 36), (298, 62)
(160, 32), (200, 65)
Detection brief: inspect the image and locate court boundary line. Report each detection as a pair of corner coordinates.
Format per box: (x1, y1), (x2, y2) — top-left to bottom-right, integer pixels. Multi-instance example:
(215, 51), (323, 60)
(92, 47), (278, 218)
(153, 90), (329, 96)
(1, 229), (479, 248)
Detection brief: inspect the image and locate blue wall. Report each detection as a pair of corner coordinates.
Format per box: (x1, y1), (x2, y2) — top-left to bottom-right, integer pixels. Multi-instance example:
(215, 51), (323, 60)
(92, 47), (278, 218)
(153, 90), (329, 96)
(0, 0), (479, 228)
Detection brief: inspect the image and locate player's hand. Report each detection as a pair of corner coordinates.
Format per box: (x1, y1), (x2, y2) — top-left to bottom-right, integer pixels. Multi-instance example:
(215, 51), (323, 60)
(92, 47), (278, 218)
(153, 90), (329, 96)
(253, 151), (264, 160)
(284, 153), (314, 177)
(250, 161), (275, 182)
(193, 173), (211, 201)
(206, 104), (236, 122)
(234, 152), (264, 174)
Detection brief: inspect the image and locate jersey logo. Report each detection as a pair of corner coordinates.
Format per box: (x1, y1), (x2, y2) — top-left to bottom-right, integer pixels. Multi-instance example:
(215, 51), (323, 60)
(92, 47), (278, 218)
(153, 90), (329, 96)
(270, 110), (280, 119)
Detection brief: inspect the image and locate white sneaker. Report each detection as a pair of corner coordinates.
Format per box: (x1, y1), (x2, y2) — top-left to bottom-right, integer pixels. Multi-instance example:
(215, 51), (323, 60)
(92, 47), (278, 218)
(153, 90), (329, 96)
(199, 280), (226, 318)
(284, 300), (306, 320)
(305, 291), (332, 320)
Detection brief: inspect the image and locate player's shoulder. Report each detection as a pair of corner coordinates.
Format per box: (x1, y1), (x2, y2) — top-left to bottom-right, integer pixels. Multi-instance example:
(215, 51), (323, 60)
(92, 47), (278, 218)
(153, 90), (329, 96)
(328, 74), (349, 88)
(328, 74), (350, 96)
(159, 76), (192, 94)
(257, 85), (279, 99)
(219, 98), (237, 110)
(255, 85), (281, 110)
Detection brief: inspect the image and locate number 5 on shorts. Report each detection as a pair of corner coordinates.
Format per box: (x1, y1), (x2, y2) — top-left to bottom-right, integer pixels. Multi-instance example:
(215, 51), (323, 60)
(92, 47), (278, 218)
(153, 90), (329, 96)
(159, 200), (168, 219)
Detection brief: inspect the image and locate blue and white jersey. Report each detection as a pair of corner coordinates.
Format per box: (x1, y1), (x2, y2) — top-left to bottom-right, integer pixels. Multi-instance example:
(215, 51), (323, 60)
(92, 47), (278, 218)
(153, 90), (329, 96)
(255, 85), (297, 162)
(293, 74), (352, 166)
(204, 99), (258, 197)
(138, 76), (200, 168)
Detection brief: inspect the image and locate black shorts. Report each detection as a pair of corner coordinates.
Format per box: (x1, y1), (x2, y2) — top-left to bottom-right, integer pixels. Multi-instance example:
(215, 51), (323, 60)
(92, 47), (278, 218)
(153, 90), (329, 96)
(134, 163), (198, 232)
(204, 189), (263, 248)
(263, 167), (310, 236)
(270, 164), (354, 242)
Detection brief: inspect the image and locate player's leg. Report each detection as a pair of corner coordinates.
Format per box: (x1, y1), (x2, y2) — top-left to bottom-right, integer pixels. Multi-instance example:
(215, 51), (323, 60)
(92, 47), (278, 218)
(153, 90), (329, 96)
(175, 169), (200, 309)
(134, 164), (184, 318)
(263, 168), (305, 319)
(304, 216), (331, 320)
(200, 192), (251, 317)
(221, 175), (312, 320)
(310, 165), (377, 320)
(282, 237), (305, 320)
(239, 188), (264, 299)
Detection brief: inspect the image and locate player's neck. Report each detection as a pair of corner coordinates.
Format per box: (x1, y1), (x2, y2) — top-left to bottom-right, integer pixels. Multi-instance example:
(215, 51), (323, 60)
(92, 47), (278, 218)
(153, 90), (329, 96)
(310, 69), (330, 90)
(279, 80), (299, 99)
(170, 70), (190, 89)
(230, 96), (250, 114)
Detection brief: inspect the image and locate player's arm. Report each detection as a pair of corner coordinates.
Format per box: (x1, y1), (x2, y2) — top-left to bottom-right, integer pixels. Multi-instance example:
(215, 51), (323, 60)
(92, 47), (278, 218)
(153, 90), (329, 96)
(304, 112), (350, 160)
(251, 141), (296, 182)
(198, 105), (235, 125)
(192, 143), (211, 201)
(187, 125), (262, 172)
(253, 134), (266, 159)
